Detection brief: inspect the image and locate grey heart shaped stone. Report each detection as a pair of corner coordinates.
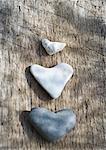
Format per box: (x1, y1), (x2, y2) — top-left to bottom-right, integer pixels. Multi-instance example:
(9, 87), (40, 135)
(28, 107), (76, 142)
(30, 63), (74, 99)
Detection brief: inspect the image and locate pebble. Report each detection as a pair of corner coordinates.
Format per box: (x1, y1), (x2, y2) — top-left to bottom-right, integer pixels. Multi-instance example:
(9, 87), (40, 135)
(28, 107), (76, 142)
(42, 39), (66, 55)
(30, 63), (74, 99)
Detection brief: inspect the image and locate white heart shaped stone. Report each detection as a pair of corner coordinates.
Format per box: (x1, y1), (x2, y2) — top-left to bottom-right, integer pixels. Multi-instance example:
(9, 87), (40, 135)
(30, 63), (74, 99)
(42, 39), (66, 55)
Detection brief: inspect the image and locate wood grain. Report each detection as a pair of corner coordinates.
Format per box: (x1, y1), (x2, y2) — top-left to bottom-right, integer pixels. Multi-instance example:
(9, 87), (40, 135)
(0, 0), (106, 149)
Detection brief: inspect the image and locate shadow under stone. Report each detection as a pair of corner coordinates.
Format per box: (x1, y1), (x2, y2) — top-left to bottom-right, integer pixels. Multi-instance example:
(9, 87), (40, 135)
(25, 66), (53, 101)
(19, 110), (52, 144)
(19, 111), (42, 141)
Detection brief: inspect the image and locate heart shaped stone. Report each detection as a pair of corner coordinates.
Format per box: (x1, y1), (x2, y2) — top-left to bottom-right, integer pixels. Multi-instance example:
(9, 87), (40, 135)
(42, 39), (66, 55)
(30, 63), (74, 99)
(28, 107), (76, 141)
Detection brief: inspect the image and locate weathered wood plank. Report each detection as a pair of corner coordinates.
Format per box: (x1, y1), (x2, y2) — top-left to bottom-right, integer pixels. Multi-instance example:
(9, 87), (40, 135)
(0, 0), (106, 149)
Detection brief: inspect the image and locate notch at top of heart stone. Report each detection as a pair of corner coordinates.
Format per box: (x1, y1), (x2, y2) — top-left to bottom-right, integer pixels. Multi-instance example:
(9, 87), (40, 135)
(28, 107), (76, 142)
(30, 63), (74, 99)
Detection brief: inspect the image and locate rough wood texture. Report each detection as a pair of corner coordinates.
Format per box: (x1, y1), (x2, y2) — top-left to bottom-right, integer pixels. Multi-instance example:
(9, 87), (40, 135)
(0, 0), (106, 149)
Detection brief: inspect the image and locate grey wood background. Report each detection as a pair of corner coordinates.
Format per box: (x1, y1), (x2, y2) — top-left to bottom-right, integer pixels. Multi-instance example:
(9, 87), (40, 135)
(0, 0), (106, 149)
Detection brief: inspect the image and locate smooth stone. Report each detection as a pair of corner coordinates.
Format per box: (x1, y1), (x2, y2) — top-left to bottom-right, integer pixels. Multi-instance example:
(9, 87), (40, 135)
(42, 39), (66, 55)
(28, 107), (76, 142)
(30, 63), (74, 99)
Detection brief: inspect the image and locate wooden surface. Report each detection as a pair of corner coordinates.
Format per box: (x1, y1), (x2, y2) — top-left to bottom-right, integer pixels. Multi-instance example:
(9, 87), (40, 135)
(0, 0), (106, 149)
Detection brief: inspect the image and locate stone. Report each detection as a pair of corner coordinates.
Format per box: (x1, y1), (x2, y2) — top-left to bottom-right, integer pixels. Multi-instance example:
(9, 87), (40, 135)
(42, 39), (66, 55)
(30, 63), (74, 99)
(28, 107), (76, 142)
